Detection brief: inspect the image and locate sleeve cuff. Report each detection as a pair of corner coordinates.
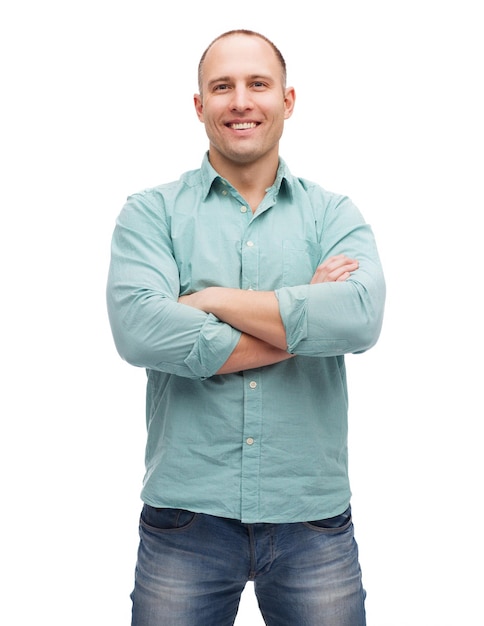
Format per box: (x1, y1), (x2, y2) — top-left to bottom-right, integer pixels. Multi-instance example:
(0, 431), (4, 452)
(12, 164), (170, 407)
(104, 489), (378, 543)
(184, 313), (241, 379)
(275, 285), (309, 353)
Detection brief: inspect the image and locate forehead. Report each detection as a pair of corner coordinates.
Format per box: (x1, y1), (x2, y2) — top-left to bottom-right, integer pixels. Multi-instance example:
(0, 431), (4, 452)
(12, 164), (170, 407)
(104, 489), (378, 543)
(202, 35), (282, 84)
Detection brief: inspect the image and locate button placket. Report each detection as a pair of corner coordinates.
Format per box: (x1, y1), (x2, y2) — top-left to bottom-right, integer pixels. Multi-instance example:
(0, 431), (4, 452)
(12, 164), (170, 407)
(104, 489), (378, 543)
(241, 234), (258, 291)
(240, 371), (263, 520)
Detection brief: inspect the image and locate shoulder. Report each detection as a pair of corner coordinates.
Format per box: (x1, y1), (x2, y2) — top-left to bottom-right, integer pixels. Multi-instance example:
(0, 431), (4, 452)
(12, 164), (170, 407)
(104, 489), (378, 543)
(289, 174), (354, 217)
(280, 160), (347, 209)
(123, 168), (204, 217)
(129, 168), (202, 202)
(285, 173), (366, 231)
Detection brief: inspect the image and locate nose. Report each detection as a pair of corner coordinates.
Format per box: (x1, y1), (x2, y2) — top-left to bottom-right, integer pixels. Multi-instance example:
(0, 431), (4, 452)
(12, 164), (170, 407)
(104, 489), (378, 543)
(230, 85), (253, 111)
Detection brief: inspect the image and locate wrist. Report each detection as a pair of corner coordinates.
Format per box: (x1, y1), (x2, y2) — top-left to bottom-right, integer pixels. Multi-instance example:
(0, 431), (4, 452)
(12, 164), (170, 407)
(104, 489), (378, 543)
(207, 286), (232, 318)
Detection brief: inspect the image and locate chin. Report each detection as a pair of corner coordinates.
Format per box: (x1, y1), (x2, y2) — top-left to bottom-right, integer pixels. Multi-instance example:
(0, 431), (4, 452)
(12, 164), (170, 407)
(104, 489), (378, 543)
(226, 147), (266, 164)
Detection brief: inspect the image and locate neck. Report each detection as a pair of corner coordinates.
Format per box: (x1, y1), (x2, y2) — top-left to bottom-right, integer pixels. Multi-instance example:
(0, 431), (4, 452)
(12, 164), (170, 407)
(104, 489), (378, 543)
(208, 150), (279, 212)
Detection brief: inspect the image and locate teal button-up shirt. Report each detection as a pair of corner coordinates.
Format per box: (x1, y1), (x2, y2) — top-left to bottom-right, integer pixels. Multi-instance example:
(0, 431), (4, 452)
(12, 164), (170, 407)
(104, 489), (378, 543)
(107, 154), (385, 523)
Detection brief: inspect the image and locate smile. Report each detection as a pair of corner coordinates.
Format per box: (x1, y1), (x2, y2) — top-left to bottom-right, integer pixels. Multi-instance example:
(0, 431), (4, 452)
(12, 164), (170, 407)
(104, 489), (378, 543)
(227, 122), (259, 130)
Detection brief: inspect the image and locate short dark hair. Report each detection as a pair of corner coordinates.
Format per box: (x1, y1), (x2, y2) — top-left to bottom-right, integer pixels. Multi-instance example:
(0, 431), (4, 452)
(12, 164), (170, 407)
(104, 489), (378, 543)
(197, 29), (287, 94)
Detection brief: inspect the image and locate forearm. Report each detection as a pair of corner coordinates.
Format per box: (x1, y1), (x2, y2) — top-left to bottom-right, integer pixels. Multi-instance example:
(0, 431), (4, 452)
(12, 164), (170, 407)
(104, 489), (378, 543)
(180, 287), (288, 350)
(178, 256), (362, 353)
(216, 332), (294, 374)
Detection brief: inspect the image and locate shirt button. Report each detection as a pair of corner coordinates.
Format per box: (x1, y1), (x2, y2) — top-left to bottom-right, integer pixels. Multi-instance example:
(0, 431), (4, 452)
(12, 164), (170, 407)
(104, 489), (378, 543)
(246, 437), (255, 445)
(222, 190), (228, 196)
(240, 205), (248, 213)
(246, 241), (254, 247)
(249, 381), (257, 389)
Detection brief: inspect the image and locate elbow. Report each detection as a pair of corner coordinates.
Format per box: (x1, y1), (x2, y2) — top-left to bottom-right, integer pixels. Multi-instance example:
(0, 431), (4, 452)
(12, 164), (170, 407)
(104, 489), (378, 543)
(106, 296), (159, 369)
(117, 342), (145, 368)
(109, 320), (152, 368)
(351, 313), (384, 353)
(350, 282), (386, 353)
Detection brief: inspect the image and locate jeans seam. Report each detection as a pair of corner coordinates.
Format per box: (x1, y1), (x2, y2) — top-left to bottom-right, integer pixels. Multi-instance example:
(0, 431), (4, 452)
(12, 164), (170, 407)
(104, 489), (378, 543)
(140, 510), (200, 534)
(247, 525), (256, 580)
(301, 518), (353, 534)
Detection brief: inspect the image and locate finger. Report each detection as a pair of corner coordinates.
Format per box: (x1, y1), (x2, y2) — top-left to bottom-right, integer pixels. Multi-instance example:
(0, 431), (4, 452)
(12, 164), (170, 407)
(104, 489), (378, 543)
(336, 272), (350, 282)
(310, 260), (358, 284)
(320, 257), (358, 274)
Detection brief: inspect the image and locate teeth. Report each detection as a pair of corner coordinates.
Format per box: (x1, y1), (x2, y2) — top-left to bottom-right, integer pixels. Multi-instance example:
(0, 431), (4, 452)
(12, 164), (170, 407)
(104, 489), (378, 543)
(230, 122), (257, 130)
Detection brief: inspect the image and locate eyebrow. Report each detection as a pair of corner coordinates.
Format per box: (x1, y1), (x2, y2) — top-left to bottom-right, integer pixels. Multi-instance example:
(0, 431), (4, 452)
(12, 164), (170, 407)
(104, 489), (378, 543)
(207, 76), (231, 88)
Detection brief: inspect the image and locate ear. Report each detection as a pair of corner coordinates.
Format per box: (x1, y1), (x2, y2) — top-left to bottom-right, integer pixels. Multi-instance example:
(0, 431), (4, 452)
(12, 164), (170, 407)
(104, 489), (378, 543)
(194, 93), (204, 122)
(283, 86), (296, 120)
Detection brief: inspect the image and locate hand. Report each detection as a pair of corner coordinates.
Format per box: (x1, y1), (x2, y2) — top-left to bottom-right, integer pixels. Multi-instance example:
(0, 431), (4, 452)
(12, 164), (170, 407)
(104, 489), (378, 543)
(310, 255), (358, 284)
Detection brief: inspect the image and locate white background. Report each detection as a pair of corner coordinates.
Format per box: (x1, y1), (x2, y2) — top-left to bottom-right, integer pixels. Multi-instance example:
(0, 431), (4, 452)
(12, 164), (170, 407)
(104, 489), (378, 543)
(1, 1), (483, 624)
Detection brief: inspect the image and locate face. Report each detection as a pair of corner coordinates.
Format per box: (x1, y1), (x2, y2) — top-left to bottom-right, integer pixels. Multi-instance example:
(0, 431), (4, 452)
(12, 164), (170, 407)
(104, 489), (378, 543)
(194, 34), (295, 170)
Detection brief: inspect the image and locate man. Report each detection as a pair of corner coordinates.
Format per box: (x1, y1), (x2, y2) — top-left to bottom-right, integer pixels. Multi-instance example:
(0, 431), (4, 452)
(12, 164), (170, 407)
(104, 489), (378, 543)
(107, 29), (385, 626)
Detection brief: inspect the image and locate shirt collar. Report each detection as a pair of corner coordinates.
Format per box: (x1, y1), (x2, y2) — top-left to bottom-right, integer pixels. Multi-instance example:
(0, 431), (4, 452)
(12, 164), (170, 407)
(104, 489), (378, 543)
(199, 152), (294, 201)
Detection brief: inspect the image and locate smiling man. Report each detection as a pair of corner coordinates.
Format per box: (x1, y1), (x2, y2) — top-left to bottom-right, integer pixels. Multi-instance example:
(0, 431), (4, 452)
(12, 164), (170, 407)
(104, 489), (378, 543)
(194, 33), (294, 192)
(107, 29), (385, 626)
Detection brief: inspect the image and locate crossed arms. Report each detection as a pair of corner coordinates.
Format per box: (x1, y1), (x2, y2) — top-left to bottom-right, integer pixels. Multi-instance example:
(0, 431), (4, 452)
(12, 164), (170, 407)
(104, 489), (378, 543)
(179, 255), (358, 374)
(107, 189), (386, 379)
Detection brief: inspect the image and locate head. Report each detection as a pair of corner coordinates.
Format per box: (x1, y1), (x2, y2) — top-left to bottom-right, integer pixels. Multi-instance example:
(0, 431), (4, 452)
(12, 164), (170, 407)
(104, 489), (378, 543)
(194, 30), (295, 172)
(197, 30), (288, 95)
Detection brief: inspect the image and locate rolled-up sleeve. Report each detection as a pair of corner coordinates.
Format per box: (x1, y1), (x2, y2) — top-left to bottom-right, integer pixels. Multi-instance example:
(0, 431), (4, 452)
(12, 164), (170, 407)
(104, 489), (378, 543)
(106, 191), (241, 379)
(275, 193), (386, 356)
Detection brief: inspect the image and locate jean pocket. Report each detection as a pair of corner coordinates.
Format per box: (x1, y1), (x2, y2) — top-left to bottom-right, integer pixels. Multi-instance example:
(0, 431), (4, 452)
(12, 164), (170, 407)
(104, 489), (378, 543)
(303, 506), (352, 533)
(140, 504), (198, 533)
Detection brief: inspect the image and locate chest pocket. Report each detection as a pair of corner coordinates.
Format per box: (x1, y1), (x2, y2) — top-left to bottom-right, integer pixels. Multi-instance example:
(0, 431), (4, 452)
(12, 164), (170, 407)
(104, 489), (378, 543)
(282, 239), (322, 287)
(177, 238), (242, 293)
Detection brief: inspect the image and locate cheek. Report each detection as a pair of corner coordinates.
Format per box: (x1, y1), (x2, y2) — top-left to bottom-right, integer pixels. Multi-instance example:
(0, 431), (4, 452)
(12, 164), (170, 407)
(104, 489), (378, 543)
(201, 107), (221, 127)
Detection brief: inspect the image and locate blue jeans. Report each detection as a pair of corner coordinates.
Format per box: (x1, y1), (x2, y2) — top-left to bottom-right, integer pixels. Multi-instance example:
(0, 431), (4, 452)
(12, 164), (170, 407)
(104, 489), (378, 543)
(131, 505), (366, 625)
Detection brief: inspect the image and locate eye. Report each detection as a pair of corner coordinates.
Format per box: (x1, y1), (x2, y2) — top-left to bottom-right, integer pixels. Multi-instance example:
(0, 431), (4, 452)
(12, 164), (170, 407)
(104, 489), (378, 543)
(251, 81), (267, 89)
(213, 83), (230, 92)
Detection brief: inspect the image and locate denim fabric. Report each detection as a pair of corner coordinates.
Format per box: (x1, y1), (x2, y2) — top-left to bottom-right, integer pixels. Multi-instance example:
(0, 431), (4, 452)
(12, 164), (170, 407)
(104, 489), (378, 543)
(131, 505), (366, 625)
